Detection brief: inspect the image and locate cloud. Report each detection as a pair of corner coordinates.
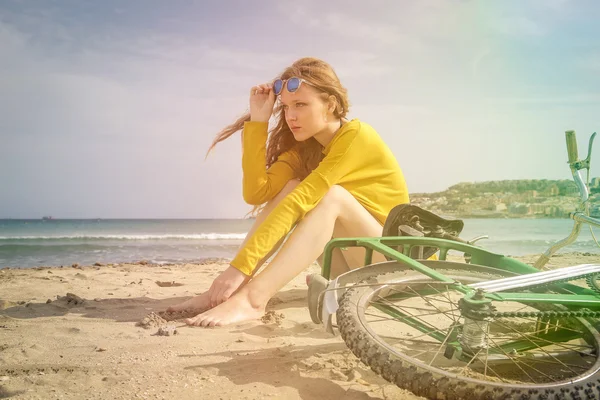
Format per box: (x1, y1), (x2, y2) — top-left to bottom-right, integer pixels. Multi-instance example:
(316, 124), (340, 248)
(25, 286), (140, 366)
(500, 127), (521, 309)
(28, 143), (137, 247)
(315, 50), (396, 78)
(0, 20), (27, 49)
(486, 93), (600, 105)
(280, 3), (426, 50)
(491, 16), (546, 37)
(472, 47), (492, 78)
(578, 53), (600, 73)
(320, 13), (416, 47)
(531, 0), (571, 12)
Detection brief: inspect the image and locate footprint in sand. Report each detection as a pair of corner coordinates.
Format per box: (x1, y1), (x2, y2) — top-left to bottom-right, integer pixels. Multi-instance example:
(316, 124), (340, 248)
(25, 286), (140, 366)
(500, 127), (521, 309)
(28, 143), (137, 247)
(154, 281), (183, 287)
(0, 300), (17, 310)
(20, 343), (47, 358)
(158, 309), (204, 321)
(0, 386), (24, 398)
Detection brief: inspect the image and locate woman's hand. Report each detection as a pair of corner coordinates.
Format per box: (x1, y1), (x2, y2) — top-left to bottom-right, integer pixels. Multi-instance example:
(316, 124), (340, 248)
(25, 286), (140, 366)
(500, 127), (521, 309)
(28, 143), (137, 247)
(249, 83), (276, 123)
(207, 265), (249, 307)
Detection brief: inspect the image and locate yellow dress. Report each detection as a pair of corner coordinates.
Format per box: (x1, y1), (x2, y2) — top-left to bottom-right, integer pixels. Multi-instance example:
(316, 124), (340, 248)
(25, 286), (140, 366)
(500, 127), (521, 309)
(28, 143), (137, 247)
(231, 119), (410, 275)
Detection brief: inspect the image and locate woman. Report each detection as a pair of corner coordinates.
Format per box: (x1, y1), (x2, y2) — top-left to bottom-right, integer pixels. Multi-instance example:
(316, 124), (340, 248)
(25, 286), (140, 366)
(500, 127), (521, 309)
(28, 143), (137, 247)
(168, 57), (409, 327)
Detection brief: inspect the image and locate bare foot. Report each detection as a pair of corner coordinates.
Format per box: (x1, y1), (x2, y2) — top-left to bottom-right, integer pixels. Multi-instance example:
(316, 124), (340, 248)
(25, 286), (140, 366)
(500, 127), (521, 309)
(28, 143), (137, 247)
(185, 289), (265, 327)
(166, 292), (210, 313)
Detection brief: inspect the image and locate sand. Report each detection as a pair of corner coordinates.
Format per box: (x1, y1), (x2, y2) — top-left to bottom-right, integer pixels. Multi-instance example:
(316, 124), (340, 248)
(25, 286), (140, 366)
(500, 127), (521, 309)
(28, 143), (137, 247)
(0, 252), (598, 399)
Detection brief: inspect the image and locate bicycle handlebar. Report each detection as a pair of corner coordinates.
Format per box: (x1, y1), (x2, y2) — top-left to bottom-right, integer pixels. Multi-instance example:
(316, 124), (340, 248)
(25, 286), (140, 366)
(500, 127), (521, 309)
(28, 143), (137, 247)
(565, 130), (579, 164)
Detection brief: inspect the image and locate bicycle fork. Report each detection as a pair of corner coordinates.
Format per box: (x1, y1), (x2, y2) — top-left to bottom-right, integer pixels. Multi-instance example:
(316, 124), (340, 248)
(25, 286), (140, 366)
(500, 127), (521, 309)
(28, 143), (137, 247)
(534, 130), (598, 269)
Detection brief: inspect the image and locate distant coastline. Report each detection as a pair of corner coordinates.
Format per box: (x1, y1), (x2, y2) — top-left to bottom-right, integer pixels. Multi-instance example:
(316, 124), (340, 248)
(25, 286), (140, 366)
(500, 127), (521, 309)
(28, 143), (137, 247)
(410, 178), (600, 219)
(3, 179), (599, 221)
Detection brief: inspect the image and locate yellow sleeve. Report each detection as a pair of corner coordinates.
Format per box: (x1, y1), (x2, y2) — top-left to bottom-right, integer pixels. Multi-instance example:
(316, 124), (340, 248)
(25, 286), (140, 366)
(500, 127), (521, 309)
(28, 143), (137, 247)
(242, 121), (298, 205)
(231, 125), (360, 275)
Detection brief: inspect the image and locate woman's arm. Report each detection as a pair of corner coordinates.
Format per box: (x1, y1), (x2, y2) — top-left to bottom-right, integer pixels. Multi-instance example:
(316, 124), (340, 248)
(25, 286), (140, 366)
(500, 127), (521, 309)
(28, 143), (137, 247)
(232, 123), (362, 275)
(241, 121), (297, 205)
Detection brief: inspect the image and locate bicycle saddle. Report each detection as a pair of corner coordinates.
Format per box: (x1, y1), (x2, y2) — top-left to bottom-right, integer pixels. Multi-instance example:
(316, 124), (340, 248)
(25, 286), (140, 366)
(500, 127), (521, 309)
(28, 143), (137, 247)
(382, 204), (465, 259)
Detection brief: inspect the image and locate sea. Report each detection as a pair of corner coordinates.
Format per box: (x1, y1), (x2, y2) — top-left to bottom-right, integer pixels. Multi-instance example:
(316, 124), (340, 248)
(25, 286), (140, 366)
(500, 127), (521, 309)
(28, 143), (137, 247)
(1, 218), (599, 269)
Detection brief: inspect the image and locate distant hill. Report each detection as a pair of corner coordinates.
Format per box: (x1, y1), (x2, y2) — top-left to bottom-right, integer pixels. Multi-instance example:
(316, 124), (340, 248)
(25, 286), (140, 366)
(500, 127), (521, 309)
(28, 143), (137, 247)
(410, 179), (600, 218)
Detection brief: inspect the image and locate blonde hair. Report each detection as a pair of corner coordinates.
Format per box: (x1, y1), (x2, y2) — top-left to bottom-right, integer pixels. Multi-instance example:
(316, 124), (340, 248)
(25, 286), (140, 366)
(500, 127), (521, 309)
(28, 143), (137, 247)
(207, 57), (350, 213)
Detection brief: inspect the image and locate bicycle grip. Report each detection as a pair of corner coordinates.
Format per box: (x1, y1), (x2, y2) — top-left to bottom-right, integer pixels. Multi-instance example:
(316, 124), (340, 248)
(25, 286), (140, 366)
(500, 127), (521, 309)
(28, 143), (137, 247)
(565, 130), (578, 163)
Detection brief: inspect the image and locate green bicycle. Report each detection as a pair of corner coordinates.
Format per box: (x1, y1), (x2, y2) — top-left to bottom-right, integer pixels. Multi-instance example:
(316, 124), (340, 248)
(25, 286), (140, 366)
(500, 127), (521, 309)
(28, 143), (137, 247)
(308, 130), (600, 399)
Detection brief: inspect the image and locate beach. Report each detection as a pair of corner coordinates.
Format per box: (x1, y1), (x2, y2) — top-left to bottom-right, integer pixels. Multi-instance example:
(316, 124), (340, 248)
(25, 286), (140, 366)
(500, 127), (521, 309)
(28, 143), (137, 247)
(1, 252), (599, 400)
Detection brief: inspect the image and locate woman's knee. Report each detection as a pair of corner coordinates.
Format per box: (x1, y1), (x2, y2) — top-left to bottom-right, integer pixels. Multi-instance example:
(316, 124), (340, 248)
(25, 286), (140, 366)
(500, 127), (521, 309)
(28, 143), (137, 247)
(319, 185), (382, 235)
(318, 185), (352, 210)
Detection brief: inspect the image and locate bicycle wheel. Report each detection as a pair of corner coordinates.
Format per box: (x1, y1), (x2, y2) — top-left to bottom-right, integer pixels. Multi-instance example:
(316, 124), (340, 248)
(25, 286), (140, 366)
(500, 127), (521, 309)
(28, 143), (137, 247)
(337, 261), (600, 399)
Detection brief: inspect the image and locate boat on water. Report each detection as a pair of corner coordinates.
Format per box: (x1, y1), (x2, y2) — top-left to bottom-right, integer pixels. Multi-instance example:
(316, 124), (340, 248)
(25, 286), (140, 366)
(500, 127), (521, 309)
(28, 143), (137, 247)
(42, 216), (54, 220)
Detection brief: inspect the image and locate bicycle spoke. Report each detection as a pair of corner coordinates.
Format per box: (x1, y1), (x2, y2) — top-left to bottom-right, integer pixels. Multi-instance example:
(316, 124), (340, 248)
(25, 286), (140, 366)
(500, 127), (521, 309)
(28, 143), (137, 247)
(439, 284), (459, 325)
(386, 285), (458, 308)
(344, 266), (600, 391)
(370, 286), (592, 381)
(492, 318), (587, 374)
(376, 335), (446, 346)
(495, 317), (586, 336)
(428, 324), (456, 366)
(405, 286), (458, 324)
(479, 316), (590, 382)
(364, 309), (458, 325)
(371, 297), (459, 315)
(483, 339), (490, 378)
(515, 356), (593, 370)
(370, 294), (460, 332)
(459, 347), (510, 383)
(511, 358), (554, 381)
(394, 324), (451, 343)
(366, 297), (454, 344)
(478, 327), (540, 384)
(410, 348), (438, 359)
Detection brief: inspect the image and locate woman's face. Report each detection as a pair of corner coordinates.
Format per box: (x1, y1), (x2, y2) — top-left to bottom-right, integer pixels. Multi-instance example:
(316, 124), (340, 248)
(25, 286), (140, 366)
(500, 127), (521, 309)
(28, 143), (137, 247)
(280, 83), (330, 141)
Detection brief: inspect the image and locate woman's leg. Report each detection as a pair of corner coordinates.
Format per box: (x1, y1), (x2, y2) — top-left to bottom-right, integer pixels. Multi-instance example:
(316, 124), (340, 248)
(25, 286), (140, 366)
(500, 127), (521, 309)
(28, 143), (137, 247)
(235, 180), (302, 268)
(186, 185), (387, 327)
(319, 218), (389, 278)
(167, 179), (301, 312)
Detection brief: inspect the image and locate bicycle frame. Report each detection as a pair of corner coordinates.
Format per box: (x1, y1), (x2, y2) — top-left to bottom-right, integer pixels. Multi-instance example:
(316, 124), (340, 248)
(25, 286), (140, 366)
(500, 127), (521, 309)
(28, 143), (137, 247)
(316, 131), (600, 352)
(319, 236), (600, 346)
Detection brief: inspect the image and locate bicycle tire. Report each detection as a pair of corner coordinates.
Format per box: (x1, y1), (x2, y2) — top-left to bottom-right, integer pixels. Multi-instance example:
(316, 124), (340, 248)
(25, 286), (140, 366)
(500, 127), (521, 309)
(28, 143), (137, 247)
(336, 261), (600, 399)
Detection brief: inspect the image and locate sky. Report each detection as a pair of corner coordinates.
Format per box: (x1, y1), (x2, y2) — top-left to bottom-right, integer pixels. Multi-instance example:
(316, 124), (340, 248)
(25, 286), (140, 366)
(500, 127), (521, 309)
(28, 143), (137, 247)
(1, 0), (599, 219)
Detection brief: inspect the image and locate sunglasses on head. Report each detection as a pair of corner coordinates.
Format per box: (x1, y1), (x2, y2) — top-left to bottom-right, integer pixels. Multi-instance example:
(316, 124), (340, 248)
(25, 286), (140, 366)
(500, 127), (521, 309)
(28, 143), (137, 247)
(273, 77), (306, 96)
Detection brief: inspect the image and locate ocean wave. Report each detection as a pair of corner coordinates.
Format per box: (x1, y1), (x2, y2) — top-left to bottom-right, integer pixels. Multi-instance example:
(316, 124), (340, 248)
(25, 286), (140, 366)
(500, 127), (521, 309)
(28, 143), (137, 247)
(0, 233), (248, 241)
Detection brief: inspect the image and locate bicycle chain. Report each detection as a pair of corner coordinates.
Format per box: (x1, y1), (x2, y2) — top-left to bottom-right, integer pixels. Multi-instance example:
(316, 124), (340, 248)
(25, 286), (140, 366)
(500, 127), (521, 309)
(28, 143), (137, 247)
(461, 272), (600, 320)
(465, 307), (600, 320)
(586, 273), (600, 294)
